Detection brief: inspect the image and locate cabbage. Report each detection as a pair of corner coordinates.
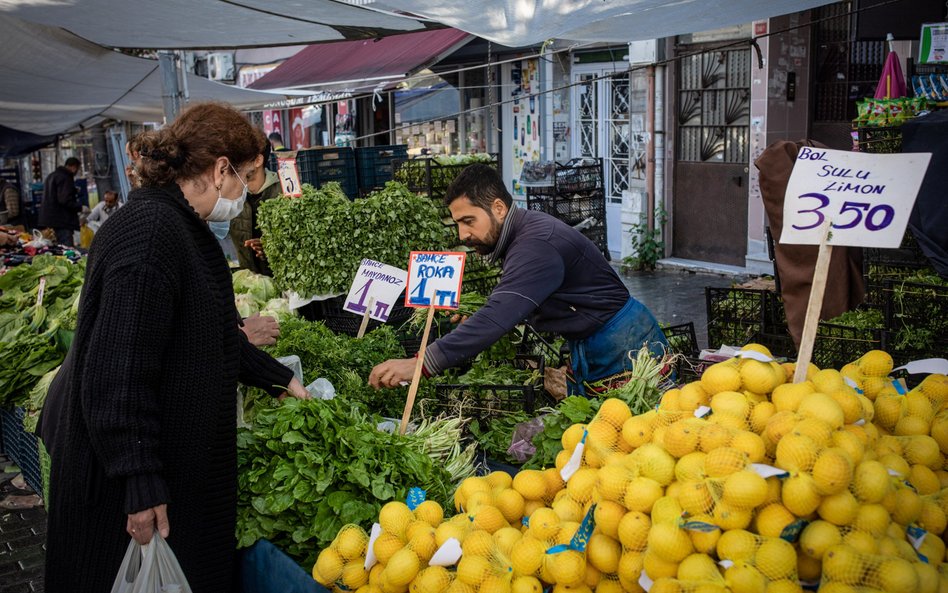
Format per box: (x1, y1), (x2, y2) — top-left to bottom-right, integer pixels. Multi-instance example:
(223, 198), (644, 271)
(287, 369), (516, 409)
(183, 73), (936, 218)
(235, 294), (260, 319)
(232, 270), (277, 302)
(259, 298), (296, 323)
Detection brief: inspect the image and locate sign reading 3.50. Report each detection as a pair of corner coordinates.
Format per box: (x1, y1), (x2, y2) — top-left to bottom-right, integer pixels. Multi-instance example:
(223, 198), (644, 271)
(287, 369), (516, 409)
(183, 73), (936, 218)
(781, 147), (931, 248)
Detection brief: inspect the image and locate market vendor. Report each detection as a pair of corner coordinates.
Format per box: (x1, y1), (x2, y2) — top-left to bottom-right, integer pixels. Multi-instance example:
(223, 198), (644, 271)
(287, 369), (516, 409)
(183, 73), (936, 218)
(369, 164), (668, 395)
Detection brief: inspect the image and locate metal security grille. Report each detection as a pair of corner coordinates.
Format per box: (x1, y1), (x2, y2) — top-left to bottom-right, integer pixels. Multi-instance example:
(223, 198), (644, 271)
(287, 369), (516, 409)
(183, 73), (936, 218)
(606, 75), (631, 200)
(812, 1), (886, 122)
(677, 48), (751, 163)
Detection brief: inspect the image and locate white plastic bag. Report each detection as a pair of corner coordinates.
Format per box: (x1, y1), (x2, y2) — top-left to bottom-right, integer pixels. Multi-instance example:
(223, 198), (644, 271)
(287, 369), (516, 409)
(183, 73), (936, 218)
(110, 533), (193, 593)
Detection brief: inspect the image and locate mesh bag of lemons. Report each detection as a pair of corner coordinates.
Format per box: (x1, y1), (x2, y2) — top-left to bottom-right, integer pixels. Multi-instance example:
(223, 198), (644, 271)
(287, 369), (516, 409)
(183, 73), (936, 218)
(311, 347), (948, 593)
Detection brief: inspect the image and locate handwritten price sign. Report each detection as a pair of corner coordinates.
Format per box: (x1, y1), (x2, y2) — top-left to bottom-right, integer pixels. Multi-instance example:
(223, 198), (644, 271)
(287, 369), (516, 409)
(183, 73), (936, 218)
(343, 259), (408, 322)
(405, 251), (466, 309)
(277, 156), (302, 198)
(780, 147), (931, 248)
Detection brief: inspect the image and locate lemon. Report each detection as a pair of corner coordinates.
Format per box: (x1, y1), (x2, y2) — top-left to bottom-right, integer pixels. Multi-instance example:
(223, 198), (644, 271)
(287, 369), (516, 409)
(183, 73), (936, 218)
(385, 549), (421, 587)
(374, 533), (405, 564)
(852, 460), (891, 503)
(543, 468), (566, 499)
(586, 533), (621, 573)
(561, 424), (586, 453)
(511, 576), (542, 593)
(704, 447), (748, 477)
(817, 490), (859, 526)
(527, 507), (560, 541)
(762, 411), (799, 455)
(413, 500), (444, 528)
(821, 545), (863, 584)
(408, 528), (437, 563)
(314, 548), (345, 585)
(781, 473), (822, 517)
(434, 522), (466, 548)
(711, 502), (753, 531)
(724, 564), (767, 593)
(711, 391), (752, 419)
(456, 554), (492, 586)
(471, 505), (508, 534)
(850, 503), (890, 537)
(621, 416), (653, 449)
(855, 350), (894, 377)
(624, 477), (664, 513)
(550, 550), (586, 586)
(663, 421), (701, 458)
(410, 566), (452, 593)
(686, 514), (721, 554)
(749, 401), (777, 433)
(775, 433), (818, 473)
(730, 430), (766, 463)
(797, 552), (822, 582)
(594, 576), (624, 593)
(766, 580), (804, 593)
(716, 529), (758, 562)
(702, 360), (743, 394)
(830, 430), (865, 466)
(677, 552), (722, 582)
(874, 557), (919, 592)
(909, 464), (941, 495)
(634, 443), (677, 485)
(647, 523), (693, 563)
(771, 382), (814, 413)
(873, 395), (904, 431)
(903, 435), (943, 469)
(512, 470), (548, 501)
(797, 392), (845, 429)
(841, 529), (877, 555)
(678, 481), (714, 515)
(642, 550), (680, 580)
(486, 471), (514, 490)
(792, 417), (834, 448)
(493, 527), (523, 557)
(479, 575), (513, 593)
(336, 526), (369, 560)
(552, 496), (584, 523)
(674, 451), (708, 482)
(891, 486), (923, 525)
(380, 502), (415, 539)
(650, 496), (684, 526)
(812, 449), (854, 495)
(510, 536), (545, 577)
(599, 397), (632, 427)
(754, 537), (797, 580)
(919, 499), (947, 534)
(799, 520), (842, 560)
(741, 359), (782, 394)
(617, 511), (651, 551)
(593, 500), (626, 539)
(721, 469), (768, 510)
(617, 550), (645, 590)
(754, 503), (796, 539)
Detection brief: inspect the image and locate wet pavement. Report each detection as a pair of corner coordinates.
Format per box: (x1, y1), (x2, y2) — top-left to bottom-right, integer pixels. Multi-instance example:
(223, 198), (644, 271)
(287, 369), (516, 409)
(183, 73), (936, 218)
(618, 266), (745, 350)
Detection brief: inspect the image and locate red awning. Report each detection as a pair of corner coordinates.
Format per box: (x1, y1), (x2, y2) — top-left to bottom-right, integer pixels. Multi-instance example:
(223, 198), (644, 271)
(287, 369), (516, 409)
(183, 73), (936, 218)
(249, 28), (471, 92)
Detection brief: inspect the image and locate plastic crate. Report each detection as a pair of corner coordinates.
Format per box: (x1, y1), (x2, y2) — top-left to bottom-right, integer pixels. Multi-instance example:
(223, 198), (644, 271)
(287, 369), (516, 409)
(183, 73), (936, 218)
(462, 253), (503, 296)
(431, 355), (548, 424)
(0, 407), (42, 495)
(662, 322), (699, 356)
(812, 322), (883, 370)
(355, 145), (408, 192)
(519, 325), (568, 369)
(1, 406), (18, 460)
(525, 159), (604, 196)
(855, 125), (902, 154)
(706, 287), (771, 349)
(882, 279), (948, 364)
(393, 155), (500, 202)
(752, 330), (797, 360)
(295, 147), (358, 199)
(676, 356), (711, 384)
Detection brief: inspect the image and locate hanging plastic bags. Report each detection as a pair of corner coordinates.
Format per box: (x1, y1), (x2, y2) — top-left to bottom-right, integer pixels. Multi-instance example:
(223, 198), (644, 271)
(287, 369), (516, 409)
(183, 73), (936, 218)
(110, 533), (193, 593)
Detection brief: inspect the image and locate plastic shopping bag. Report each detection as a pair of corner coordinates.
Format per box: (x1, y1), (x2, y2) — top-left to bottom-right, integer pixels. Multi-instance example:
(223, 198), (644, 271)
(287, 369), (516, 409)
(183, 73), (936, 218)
(110, 532), (193, 593)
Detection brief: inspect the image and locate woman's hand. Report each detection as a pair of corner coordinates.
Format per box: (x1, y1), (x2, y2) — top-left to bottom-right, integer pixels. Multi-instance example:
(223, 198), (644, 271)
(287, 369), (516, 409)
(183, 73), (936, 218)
(127, 504), (169, 545)
(279, 376), (310, 401)
(244, 238), (265, 258)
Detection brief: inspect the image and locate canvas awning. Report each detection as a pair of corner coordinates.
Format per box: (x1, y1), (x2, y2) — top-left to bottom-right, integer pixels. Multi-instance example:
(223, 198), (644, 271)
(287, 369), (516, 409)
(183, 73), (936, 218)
(249, 28), (472, 92)
(0, 16), (289, 136)
(0, 0), (428, 49)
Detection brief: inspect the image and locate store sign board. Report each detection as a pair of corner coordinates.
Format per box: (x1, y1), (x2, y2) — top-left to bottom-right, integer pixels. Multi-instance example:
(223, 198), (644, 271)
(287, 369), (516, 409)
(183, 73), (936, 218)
(343, 259), (408, 322)
(919, 22), (948, 64)
(276, 156), (302, 197)
(781, 147), (931, 248)
(404, 251), (466, 309)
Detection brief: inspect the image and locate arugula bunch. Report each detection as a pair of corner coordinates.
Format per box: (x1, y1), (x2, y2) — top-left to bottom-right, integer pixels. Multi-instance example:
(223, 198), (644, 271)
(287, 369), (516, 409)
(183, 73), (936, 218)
(258, 182), (451, 297)
(522, 397), (602, 470)
(236, 398), (452, 563)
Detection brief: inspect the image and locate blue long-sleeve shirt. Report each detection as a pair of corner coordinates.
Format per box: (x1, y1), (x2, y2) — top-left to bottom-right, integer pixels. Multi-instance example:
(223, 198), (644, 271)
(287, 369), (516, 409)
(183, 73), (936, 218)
(424, 206), (630, 375)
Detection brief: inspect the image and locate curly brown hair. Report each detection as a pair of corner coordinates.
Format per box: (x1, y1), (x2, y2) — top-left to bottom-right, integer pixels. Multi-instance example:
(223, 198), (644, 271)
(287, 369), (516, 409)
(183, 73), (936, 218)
(136, 102), (266, 188)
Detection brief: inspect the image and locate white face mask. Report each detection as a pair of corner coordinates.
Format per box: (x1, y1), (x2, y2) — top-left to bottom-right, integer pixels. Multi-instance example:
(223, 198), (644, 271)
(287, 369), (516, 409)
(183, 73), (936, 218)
(206, 163), (248, 222)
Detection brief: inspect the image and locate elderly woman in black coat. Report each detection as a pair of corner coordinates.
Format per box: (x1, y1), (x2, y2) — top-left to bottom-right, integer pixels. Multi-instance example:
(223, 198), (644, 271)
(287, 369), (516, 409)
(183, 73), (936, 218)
(41, 102), (308, 592)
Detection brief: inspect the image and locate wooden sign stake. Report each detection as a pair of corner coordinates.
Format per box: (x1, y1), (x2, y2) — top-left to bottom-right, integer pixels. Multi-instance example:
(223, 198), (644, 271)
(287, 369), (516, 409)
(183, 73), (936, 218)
(356, 297), (375, 339)
(794, 222), (834, 383)
(399, 306), (436, 435)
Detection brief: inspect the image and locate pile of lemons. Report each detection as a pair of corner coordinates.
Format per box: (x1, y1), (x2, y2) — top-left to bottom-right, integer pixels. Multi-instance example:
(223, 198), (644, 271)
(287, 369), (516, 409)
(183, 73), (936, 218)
(312, 348), (948, 593)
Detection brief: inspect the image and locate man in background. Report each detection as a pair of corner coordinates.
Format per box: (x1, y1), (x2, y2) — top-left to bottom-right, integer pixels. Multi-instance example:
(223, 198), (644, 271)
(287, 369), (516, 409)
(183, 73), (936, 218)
(39, 157), (81, 246)
(268, 132), (288, 152)
(230, 142), (281, 275)
(86, 190), (121, 233)
(0, 177), (22, 228)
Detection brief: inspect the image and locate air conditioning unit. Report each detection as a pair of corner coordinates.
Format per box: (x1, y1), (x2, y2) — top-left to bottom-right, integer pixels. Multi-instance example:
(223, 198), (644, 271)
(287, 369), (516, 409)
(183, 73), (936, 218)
(207, 53), (235, 82)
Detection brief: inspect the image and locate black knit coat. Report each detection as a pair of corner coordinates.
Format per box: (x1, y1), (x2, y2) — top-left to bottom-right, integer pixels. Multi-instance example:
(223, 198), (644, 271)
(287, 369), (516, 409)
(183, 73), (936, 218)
(42, 185), (294, 592)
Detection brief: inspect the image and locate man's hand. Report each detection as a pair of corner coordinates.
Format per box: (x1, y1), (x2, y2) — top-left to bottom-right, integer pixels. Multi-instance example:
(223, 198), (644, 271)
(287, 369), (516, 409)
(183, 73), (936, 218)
(241, 314), (279, 346)
(369, 358), (418, 389)
(127, 503), (169, 545)
(244, 238), (265, 258)
(278, 376), (311, 401)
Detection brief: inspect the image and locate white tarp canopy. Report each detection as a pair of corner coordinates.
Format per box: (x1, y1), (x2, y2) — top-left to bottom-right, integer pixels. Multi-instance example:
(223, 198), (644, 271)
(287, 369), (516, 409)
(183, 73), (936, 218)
(0, 16), (289, 136)
(353, 0), (838, 46)
(0, 0), (427, 49)
(3, 0), (839, 49)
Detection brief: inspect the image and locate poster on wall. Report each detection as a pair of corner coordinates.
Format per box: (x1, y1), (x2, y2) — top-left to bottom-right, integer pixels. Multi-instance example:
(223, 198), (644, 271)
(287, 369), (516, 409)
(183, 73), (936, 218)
(510, 59), (543, 198)
(919, 23), (948, 64)
(290, 108), (310, 150)
(263, 110), (283, 139)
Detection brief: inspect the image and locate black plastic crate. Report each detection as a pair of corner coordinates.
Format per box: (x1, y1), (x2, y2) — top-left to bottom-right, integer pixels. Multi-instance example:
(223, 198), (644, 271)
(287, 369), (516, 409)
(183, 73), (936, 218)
(855, 125), (902, 154)
(882, 330), (948, 368)
(356, 145), (408, 192)
(462, 252), (503, 296)
(764, 292), (788, 334)
(882, 279), (948, 362)
(519, 325), (568, 369)
(0, 407), (41, 494)
(528, 192), (606, 227)
(812, 322), (883, 370)
(294, 147), (358, 199)
(393, 155), (500, 202)
(706, 287), (770, 349)
(317, 294), (414, 337)
(525, 159), (604, 197)
(676, 356), (711, 384)
(663, 322), (699, 356)
(430, 355), (548, 424)
(752, 330), (797, 360)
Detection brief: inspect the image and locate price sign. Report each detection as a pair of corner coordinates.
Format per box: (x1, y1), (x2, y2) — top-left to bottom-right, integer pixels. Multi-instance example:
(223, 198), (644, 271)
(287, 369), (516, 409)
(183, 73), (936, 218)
(781, 147), (931, 248)
(277, 156), (302, 197)
(343, 259), (408, 322)
(404, 251), (466, 309)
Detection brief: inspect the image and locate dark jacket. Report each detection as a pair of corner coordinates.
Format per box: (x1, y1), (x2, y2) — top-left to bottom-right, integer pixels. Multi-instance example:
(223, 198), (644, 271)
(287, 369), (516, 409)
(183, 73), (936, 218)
(39, 166), (80, 229)
(41, 185), (293, 593)
(229, 169), (281, 275)
(424, 206), (630, 374)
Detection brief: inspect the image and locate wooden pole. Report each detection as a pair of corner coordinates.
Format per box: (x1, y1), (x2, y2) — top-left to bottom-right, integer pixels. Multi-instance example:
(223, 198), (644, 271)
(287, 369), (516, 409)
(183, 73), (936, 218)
(399, 306), (436, 435)
(357, 297), (375, 339)
(794, 223), (834, 383)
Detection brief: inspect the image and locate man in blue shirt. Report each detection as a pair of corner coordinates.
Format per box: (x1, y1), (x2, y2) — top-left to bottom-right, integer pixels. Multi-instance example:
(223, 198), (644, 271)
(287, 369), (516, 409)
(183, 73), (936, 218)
(369, 164), (668, 395)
